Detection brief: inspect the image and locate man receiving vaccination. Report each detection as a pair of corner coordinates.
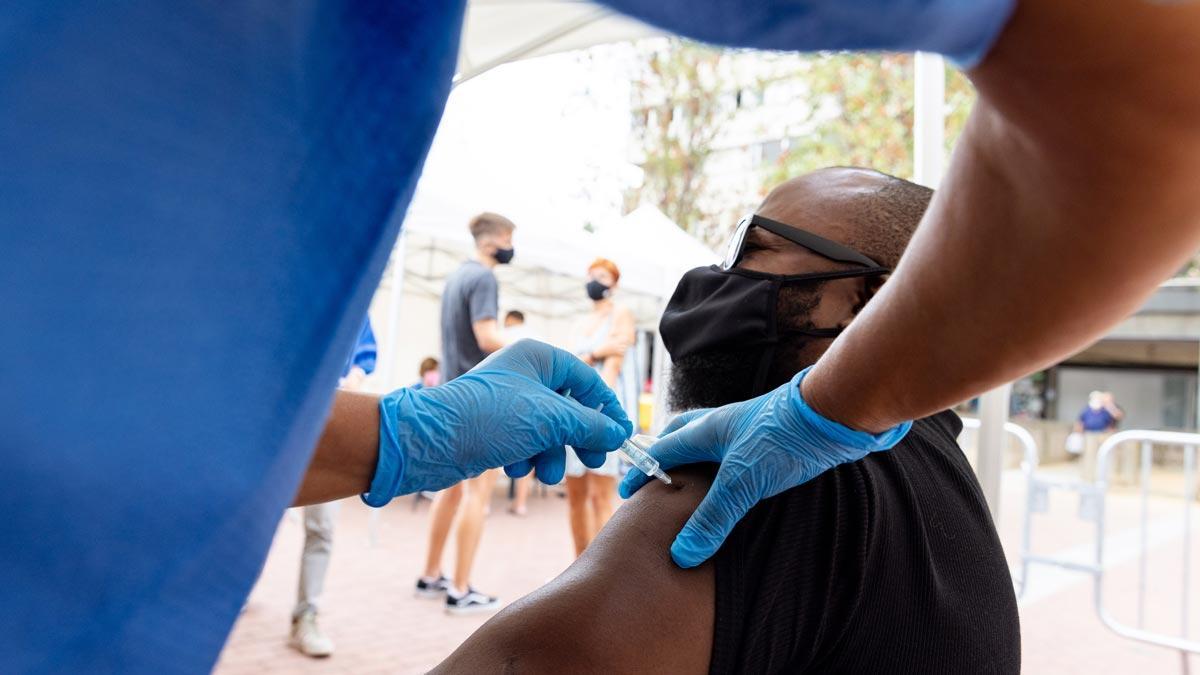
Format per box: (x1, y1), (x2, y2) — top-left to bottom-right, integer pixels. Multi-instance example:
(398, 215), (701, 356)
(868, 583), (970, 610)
(435, 168), (1020, 674)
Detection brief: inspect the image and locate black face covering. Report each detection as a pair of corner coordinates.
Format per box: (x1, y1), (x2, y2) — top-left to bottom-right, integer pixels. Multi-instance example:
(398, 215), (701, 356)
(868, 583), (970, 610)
(585, 279), (610, 301)
(660, 264), (887, 395)
(493, 247), (515, 264)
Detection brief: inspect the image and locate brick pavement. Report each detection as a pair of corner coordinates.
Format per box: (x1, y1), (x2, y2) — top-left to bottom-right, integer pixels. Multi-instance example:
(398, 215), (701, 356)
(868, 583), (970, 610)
(215, 469), (1198, 674)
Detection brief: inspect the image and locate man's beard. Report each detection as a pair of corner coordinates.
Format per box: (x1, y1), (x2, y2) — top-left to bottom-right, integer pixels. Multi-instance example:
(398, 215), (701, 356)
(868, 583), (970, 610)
(666, 284), (825, 412)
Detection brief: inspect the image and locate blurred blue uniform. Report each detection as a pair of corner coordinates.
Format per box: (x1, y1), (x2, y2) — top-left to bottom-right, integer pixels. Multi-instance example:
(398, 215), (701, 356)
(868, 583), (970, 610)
(344, 319), (377, 378)
(0, 0), (1012, 671)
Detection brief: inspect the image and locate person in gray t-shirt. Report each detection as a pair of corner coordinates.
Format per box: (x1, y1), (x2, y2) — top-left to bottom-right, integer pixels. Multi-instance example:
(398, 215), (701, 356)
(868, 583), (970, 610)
(439, 212), (514, 380)
(419, 211), (516, 615)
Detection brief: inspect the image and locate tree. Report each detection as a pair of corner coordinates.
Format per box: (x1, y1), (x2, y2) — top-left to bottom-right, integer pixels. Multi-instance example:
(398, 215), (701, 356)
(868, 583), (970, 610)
(627, 43), (985, 250)
(763, 52), (916, 187)
(625, 40), (736, 245)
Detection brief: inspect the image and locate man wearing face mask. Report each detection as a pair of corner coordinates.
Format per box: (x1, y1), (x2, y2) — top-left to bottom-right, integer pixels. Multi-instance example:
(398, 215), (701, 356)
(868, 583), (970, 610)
(434, 168), (1018, 673)
(414, 212), (516, 614)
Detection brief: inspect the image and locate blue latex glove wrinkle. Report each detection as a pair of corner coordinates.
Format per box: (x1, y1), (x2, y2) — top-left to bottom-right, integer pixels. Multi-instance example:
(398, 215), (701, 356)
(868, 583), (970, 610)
(365, 340), (633, 506)
(620, 365), (911, 568)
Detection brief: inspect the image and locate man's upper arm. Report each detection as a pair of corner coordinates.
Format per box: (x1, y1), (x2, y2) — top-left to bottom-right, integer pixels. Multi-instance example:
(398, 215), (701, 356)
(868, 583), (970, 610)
(468, 271), (499, 323)
(433, 465), (719, 674)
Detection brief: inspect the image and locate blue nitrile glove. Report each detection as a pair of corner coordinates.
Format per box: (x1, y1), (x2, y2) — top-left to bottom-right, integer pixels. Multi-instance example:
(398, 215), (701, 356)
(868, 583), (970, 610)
(363, 339), (633, 507)
(619, 366), (911, 568)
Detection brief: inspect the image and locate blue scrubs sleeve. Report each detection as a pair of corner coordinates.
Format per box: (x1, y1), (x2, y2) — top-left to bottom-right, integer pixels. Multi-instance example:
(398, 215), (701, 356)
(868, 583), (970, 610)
(0, 2), (464, 672)
(602, 0), (1017, 68)
(349, 319), (378, 376)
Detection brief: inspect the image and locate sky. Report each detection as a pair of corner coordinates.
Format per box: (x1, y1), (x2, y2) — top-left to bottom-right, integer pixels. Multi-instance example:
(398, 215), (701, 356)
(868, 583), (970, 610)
(410, 46), (643, 242)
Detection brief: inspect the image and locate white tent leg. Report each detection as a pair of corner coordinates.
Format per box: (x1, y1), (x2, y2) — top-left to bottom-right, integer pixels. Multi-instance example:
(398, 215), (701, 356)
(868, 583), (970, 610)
(977, 383), (1014, 523)
(383, 228), (408, 390)
(913, 51), (945, 188)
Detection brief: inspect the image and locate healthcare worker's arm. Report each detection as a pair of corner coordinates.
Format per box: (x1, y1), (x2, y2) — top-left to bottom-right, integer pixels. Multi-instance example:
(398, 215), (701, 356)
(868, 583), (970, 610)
(296, 340), (634, 507)
(805, 0), (1200, 432)
(294, 390), (381, 506)
(622, 0), (1200, 568)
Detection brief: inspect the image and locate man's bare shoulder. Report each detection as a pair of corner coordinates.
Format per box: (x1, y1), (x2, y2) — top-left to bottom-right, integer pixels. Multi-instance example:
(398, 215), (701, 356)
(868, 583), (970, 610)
(432, 465), (717, 674)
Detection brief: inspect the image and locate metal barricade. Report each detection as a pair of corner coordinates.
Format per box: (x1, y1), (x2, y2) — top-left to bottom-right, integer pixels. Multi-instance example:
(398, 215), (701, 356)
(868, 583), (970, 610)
(958, 417), (1041, 597)
(1015, 429), (1199, 671)
(1093, 431), (1199, 670)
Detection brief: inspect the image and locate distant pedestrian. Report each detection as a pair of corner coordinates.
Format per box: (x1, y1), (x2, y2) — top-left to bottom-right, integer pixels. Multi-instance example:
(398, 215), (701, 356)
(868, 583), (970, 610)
(412, 356), (440, 390)
(416, 212), (515, 615)
(289, 317), (376, 658)
(565, 258), (637, 556)
(503, 310), (534, 516)
(1074, 390), (1126, 482)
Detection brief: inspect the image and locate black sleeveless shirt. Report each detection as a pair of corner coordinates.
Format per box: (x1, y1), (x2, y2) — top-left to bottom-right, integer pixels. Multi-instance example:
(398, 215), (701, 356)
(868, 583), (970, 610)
(710, 411), (1020, 673)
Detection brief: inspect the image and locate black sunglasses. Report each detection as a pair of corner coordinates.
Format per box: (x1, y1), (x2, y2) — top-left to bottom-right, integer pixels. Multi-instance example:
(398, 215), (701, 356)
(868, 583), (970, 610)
(722, 213), (886, 271)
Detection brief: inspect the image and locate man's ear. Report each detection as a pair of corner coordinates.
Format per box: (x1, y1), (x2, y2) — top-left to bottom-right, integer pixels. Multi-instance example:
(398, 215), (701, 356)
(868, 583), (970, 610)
(842, 273), (889, 327)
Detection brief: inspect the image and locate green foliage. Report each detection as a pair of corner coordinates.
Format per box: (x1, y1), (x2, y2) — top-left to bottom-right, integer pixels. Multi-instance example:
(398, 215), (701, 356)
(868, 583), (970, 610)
(626, 43), (982, 248)
(764, 53), (915, 187)
(625, 41), (733, 241)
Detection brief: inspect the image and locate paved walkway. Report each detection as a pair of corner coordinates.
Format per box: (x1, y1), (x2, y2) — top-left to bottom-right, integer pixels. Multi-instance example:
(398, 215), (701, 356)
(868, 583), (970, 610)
(216, 467), (1199, 674)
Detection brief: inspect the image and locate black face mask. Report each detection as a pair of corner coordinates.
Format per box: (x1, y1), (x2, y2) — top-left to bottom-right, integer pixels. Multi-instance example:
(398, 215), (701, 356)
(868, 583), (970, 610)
(660, 264), (887, 395)
(493, 247), (515, 264)
(585, 279), (611, 301)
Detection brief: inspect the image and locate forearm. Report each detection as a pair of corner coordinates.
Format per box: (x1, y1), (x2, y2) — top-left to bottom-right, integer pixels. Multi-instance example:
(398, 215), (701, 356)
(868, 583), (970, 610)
(805, 0), (1200, 432)
(591, 336), (631, 359)
(600, 355), (622, 387)
(293, 390), (381, 506)
(473, 320), (507, 354)
(591, 310), (635, 359)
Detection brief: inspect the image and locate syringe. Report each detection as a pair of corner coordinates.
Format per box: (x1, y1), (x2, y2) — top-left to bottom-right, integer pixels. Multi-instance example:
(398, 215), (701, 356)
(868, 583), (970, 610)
(619, 434), (673, 486)
(562, 389), (673, 486)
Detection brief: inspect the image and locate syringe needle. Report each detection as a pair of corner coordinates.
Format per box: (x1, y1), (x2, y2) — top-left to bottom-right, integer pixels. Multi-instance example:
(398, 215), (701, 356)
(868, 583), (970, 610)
(562, 390), (673, 485)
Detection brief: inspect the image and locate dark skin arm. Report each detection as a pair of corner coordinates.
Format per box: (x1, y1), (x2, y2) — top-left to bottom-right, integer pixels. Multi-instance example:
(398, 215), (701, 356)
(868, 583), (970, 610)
(432, 465), (717, 674)
(805, 0), (1200, 432)
(292, 390), (380, 506)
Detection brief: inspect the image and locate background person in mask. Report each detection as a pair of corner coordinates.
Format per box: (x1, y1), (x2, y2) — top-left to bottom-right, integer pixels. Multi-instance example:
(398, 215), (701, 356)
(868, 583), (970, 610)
(564, 258), (637, 556)
(434, 168), (1019, 674)
(414, 212), (515, 615)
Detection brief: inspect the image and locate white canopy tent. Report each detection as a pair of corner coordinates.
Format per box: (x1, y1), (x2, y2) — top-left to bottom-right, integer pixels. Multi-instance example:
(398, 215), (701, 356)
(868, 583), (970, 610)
(455, 0), (662, 85)
(379, 0), (1013, 516)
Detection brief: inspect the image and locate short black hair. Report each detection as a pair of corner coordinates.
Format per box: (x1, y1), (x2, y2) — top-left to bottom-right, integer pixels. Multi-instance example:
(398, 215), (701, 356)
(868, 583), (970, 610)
(841, 172), (933, 268)
(504, 310), (525, 324)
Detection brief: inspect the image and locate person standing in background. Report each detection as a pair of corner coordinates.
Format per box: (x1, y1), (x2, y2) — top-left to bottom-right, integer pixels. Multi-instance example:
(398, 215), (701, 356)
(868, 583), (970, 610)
(411, 356), (440, 390)
(416, 213), (514, 614)
(289, 318), (376, 658)
(502, 310), (534, 517)
(564, 258), (637, 556)
(1074, 390), (1126, 482)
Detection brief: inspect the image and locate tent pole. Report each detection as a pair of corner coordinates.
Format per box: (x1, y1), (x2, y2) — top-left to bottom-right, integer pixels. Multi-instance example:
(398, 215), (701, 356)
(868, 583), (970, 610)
(384, 228), (408, 389)
(913, 51), (944, 188)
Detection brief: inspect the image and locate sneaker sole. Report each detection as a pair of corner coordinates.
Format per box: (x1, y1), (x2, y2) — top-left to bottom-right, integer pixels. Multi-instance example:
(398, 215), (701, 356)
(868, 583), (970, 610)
(444, 601), (500, 616)
(288, 638), (333, 658)
(414, 588), (447, 599)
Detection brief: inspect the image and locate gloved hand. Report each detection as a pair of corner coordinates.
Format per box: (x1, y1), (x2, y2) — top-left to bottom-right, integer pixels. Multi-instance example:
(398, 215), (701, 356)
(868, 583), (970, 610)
(619, 366), (911, 568)
(363, 339), (633, 506)
(658, 408), (711, 435)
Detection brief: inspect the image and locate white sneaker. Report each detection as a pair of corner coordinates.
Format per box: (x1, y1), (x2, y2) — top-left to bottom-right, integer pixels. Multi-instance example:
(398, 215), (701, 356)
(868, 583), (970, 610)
(289, 611), (334, 658)
(445, 587), (500, 615)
